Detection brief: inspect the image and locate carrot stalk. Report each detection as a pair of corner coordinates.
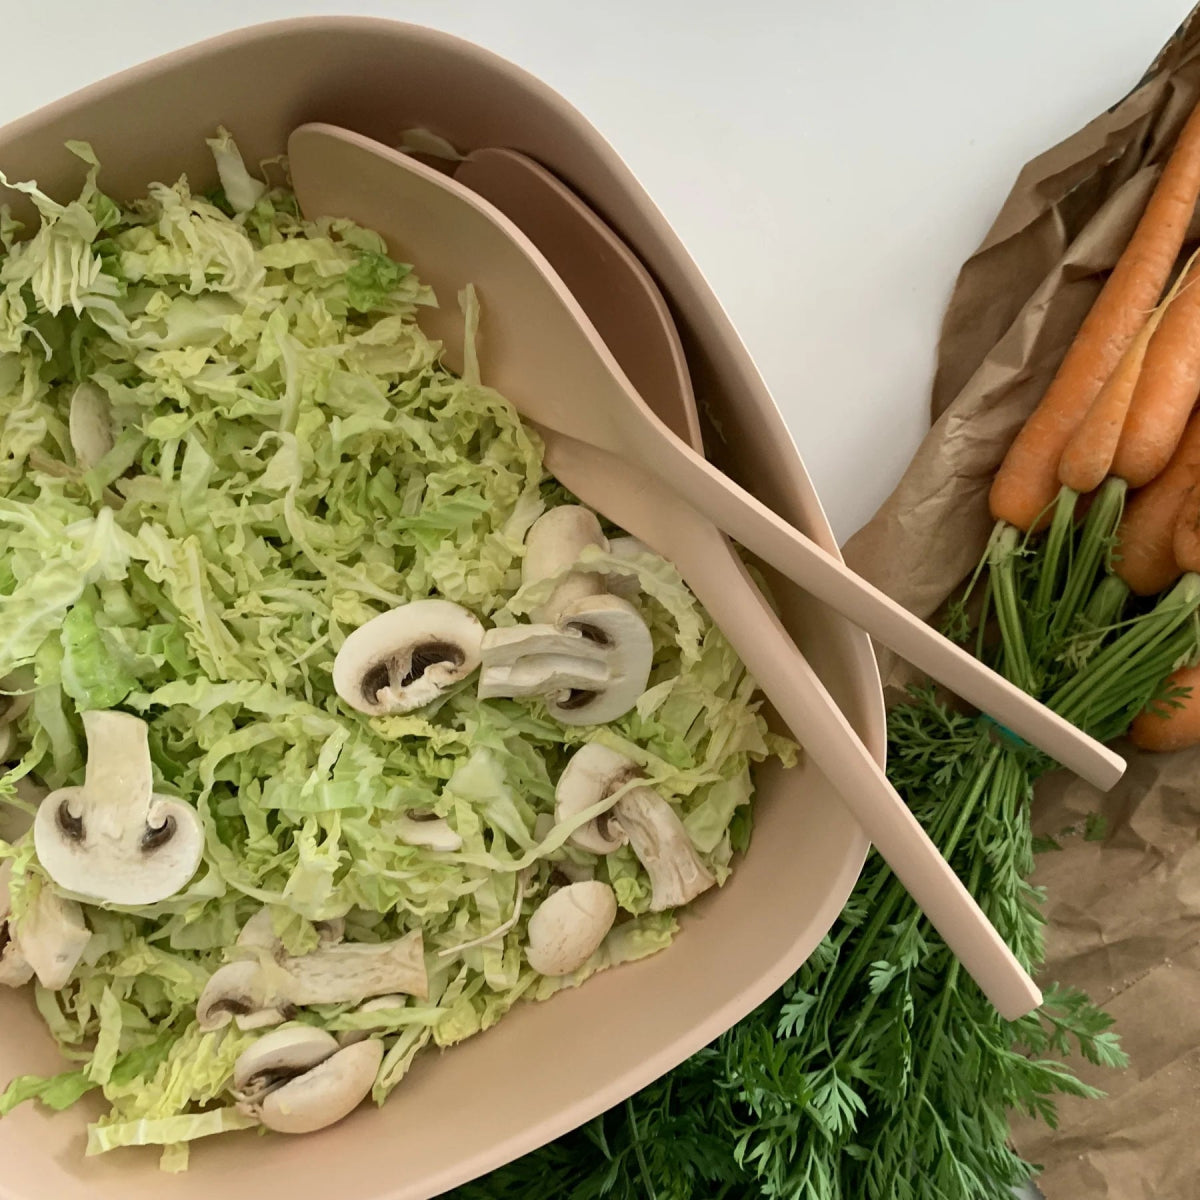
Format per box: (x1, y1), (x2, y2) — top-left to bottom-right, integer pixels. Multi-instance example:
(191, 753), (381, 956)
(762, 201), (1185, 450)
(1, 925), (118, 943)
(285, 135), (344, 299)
(1114, 408), (1200, 594)
(1056, 251), (1197, 493)
(1130, 663), (1200, 751)
(1111, 254), (1200, 487)
(989, 95), (1200, 531)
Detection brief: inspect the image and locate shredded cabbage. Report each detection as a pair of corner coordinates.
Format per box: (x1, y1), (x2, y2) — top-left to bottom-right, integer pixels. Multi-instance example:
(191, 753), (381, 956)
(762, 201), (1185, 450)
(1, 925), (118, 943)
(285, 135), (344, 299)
(0, 131), (794, 1168)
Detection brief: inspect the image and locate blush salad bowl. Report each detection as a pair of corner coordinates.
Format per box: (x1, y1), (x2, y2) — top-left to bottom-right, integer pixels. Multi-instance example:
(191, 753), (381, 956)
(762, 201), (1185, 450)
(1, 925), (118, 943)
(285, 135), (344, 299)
(0, 18), (883, 1200)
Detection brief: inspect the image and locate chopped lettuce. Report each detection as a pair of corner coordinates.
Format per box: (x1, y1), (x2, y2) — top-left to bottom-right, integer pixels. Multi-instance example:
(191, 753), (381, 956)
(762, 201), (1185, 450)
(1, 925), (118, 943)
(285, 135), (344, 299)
(0, 134), (792, 1166)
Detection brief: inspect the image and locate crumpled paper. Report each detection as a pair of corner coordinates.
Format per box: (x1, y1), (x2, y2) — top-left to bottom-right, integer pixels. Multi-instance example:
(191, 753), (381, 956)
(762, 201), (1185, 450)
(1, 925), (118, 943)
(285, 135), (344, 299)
(841, 8), (1200, 1198)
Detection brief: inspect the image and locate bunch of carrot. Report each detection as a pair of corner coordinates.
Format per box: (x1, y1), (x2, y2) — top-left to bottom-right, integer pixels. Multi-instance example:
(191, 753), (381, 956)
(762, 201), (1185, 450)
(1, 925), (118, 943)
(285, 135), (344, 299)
(978, 92), (1200, 751)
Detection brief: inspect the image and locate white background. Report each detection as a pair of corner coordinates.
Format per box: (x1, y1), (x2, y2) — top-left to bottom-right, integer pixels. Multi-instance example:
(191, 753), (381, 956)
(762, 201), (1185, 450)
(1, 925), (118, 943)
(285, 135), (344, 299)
(1, 1), (1193, 543)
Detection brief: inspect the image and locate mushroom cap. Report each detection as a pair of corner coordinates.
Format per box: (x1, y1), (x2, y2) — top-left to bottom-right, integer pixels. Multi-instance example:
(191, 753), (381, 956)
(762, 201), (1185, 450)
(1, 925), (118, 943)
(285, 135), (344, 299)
(332, 599), (484, 717)
(68, 382), (114, 471)
(34, 789), (205, 906)
(233, 1026), (340, 1097)
(522, 506), (609, 624)
(198, 960), (271, 1030)
(555, 742), (637, 854)
(258, 1038), (383, 1135)
(547, 596), (653, 726)
(32, 711), (205, 906)
(525, 881), (617, 976)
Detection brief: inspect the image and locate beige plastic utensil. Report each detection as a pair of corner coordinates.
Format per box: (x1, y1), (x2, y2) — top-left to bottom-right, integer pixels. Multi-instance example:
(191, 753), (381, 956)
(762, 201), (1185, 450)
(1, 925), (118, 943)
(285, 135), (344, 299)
(292, 125), (1042, 1018)
(289, 123), (1122, 795)
(450, 147), (1043, 1018)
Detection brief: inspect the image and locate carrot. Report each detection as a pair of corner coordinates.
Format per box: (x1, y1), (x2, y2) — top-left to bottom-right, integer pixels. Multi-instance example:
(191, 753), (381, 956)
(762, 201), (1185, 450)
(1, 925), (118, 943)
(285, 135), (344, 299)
(1114, 409), (1200, 594)
(1111, 256), (1200, 486)
(1056, 253), (1196, 492)
(1129, 663), (1200, 751)
(989, 95), (1200, 530)
(1174, 477), (1200, 573)
(1057, 313), (1159, 492)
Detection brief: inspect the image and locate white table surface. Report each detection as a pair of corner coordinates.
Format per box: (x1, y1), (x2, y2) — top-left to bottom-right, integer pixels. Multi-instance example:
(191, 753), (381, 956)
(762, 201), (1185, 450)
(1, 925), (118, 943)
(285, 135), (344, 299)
(2, 0), (1192, 544)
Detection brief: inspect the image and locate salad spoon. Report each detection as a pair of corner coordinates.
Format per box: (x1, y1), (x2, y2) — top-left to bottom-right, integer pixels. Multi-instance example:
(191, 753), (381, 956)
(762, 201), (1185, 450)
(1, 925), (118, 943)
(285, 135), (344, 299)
(288, 123), (1122, 795)
(448, 147), (1041, 1019)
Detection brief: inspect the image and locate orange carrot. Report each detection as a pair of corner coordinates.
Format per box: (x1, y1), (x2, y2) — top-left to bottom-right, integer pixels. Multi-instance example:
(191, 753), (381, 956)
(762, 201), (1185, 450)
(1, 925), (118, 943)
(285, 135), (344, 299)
(1130, 663), (1200, 751)
(1174, 477), (1200, 574)
(1057, 312), (1160, 492)
(1111, 257), (1200, 486)
(990, 95), (1200, 530)
(1056, 253), (1196, 492)
(1114, 409), (1200, 594)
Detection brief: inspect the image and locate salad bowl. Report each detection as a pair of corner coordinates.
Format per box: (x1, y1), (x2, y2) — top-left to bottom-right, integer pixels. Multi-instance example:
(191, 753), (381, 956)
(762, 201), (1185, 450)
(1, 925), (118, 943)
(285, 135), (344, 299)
(0, 17), (884, 1200)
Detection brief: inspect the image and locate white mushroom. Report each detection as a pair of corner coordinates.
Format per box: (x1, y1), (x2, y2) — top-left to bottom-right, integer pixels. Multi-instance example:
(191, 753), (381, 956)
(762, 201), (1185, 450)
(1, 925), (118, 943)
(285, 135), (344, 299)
(0, 861), (33, 987)
(522, 506), (609, 623)
(478, 595), (652, 726)
(0, 860), (89, 990)
(68, 382), (114, 470)
(233, 1026), (383, 1134)
(554, 743), (632, 855)
(333, 599), (484, 717)
(394, 810), (462, 852)
(197, 930), (428, 1031)
(237, 908), (345, 955)
(554, 743), (715, 912)
(233, 910), (348, 1025)
(33, 711), (204, 906)
(525, 881), (617, 976)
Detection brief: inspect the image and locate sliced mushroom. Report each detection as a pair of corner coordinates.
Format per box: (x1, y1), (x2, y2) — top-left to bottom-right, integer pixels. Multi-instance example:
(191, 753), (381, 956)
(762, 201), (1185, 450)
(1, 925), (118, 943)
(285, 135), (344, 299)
(232, 910), (347, 1025)
(0, 857), (88, 990)
(555, 744), (714, 912)
(0, 861), (33, 987)
(394, 810), (462, 852)
(32, 710), (204, 906)
(237, 908), (345, 955)
(333, 599), (484, 717)
(261, 1038), (382, 1135)
(233, 1026), (383, 1134)
(197, 930), (428, 1031)
(554, 742), (634, 854)
(68, 382), (114, 470)
(522, 506), (609, 623)
(525, 881), (617, 976)
(15, 883), (91, 990)
(478, 595), (652, 726)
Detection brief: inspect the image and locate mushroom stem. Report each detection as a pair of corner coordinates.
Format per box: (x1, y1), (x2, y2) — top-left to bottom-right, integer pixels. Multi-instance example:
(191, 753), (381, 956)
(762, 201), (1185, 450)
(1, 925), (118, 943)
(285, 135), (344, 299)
(198, 930), (428, 1030)
(523, 506), (609, 624)
(614, 788), (715, 912)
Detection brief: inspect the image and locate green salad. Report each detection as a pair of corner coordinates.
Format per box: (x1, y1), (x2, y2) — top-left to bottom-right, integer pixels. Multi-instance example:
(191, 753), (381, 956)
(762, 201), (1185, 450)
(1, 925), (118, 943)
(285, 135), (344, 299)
(0, 132), (791, 1169)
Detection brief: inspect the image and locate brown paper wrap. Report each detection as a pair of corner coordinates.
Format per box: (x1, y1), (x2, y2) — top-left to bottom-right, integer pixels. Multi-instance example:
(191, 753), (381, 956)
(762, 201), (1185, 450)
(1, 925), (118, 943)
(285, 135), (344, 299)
(842, 9), (1200, 1198)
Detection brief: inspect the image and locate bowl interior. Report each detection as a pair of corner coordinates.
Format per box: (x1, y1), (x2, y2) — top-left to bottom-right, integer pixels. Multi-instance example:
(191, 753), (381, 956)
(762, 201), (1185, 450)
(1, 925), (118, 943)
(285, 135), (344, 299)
(0, 19), (880, 1200)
